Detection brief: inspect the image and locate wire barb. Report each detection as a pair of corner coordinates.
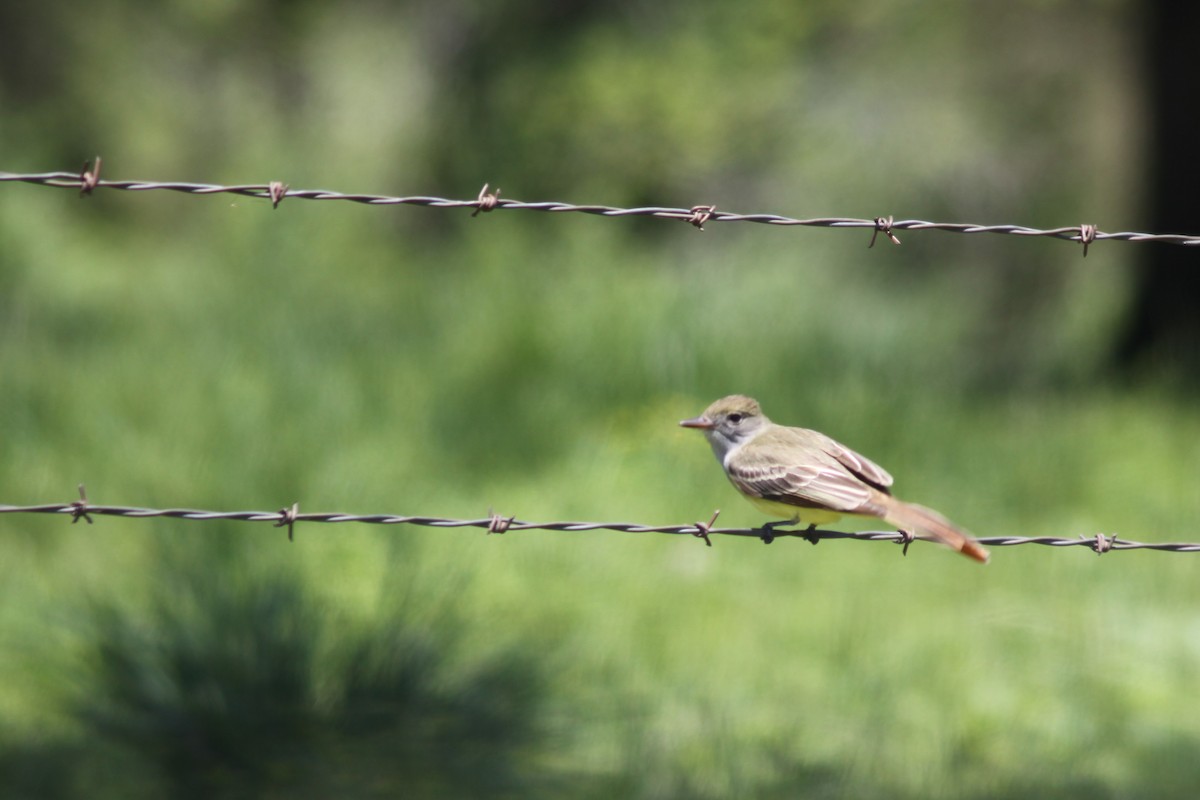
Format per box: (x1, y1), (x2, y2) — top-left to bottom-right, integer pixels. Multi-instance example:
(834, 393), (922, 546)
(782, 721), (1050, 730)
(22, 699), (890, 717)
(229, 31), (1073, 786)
(691, 509), (720, 547)
(687, 205), (716, 230)
(472, 183), (501, 217)
(79, 157), (101, 197)
(268, 181), (289, 209)
(1078, 223), (1097, 256)
(1085, 532), (1116, 555)
(275, 502), (299, 541)
(870, 215), (901, 247)
(487, 508), (515, 534)
(70, 484), (93, 524)
(896, 527), (915, 556)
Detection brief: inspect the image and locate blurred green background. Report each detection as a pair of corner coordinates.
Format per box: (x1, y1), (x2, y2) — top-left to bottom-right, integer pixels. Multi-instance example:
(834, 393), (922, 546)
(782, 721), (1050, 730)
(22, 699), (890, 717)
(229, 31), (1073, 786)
(3, 1), (1199, 797)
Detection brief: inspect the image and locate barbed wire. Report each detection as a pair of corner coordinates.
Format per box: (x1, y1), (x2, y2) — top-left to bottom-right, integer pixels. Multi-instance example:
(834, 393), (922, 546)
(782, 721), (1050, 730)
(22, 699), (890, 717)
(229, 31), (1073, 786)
(3, 488), (1198, 556)
(3, 164), (1199, 249)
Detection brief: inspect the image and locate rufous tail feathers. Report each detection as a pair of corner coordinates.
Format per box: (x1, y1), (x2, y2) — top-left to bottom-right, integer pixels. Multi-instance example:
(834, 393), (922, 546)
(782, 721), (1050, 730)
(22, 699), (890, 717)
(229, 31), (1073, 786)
(881, 497), (990, 563)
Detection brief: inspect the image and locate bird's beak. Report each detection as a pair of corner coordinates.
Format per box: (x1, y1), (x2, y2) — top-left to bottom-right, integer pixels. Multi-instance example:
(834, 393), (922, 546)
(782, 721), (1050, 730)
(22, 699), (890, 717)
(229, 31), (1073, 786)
(679, 415), (714, 430)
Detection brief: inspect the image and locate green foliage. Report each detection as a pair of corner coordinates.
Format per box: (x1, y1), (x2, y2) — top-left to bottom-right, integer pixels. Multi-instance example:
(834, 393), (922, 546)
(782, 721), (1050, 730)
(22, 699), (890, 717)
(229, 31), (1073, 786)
(3, 1), (1196, 798)
(2, 541), (552, 799)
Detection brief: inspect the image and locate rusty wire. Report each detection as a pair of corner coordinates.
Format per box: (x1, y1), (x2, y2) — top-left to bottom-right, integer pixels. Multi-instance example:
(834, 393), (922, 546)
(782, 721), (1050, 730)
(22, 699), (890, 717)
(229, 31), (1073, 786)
(2, 492), (1197, 556)
(3, 167), (1200, 249)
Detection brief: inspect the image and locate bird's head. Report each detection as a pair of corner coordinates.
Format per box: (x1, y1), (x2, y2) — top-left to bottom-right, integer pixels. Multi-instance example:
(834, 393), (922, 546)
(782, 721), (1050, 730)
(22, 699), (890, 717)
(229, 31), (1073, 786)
(680, 395), (769, 460)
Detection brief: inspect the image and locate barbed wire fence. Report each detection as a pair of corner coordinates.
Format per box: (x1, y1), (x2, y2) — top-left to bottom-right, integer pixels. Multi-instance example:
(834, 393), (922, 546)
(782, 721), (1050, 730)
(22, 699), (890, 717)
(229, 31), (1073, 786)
(5, 162), (1200, 559)
(3, 487), (1199, 557)
(4, 161), (1200, 249)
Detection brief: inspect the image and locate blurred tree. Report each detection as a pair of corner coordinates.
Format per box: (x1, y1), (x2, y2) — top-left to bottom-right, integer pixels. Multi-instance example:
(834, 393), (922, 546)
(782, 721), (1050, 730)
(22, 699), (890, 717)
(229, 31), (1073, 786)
(415, 0), (831, 209)
(1113, 0), (1200, 377)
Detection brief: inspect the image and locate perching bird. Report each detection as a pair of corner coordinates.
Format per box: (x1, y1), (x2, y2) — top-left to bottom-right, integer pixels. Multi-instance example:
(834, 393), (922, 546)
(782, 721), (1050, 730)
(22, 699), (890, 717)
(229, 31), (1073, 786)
(681, 395), (989, 563)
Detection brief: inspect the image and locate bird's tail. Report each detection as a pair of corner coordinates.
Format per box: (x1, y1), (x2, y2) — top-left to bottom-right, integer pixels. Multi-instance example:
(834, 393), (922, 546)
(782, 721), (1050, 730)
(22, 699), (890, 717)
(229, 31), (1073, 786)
(880, 496), (990, 563)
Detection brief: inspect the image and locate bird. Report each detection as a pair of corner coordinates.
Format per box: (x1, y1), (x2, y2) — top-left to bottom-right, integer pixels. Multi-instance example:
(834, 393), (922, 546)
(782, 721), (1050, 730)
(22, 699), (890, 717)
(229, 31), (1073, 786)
(680, 395), (989, 562)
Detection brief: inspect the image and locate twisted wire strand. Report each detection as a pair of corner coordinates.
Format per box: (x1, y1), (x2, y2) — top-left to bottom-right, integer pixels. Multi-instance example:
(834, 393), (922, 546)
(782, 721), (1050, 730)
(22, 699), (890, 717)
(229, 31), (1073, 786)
(3, 170), (1198, 247)
(2, 499), (1195, 554)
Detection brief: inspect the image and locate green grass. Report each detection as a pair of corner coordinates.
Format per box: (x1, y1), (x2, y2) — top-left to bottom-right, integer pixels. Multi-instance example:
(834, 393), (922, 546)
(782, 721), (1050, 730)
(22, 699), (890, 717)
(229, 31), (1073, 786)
(2, 185), (1198, 798)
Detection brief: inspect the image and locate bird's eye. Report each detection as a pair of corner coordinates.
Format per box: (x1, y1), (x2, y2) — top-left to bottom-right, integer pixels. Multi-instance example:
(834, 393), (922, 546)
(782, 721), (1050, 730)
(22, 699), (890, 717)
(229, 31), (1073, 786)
(727, 413), (743, 424)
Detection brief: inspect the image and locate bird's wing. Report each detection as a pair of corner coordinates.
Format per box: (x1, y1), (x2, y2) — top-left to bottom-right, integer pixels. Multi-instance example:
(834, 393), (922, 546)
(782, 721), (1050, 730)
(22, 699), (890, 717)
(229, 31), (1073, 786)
(810, 430), (894, 493)
(726, 438), (884, 514)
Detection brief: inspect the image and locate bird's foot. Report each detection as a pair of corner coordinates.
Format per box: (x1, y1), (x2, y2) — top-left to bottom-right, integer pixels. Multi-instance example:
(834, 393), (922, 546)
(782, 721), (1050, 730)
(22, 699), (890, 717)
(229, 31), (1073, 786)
(756, 520), (817, 545)
(756, 519), (786, 544)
